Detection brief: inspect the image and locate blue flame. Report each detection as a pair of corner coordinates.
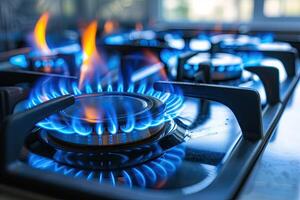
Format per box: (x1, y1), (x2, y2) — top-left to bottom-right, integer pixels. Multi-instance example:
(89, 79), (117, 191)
(120, 102), (135, 133)
(9, 43), (82, 73)
(27, 78), (184, 136)
(258, 33), (274, 43)
(160, 49), (183, 78)
(8, 44), (119, 77)
(237, 51), (264, 66)
(28, 145), (185, 188)
(9, 54), (28, 68)
(104, 34), (125, 45)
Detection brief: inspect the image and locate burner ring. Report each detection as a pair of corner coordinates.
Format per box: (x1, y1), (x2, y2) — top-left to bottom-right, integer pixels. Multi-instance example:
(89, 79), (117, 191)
(42, 92), (167, 147)
(31, 120), (184, 170)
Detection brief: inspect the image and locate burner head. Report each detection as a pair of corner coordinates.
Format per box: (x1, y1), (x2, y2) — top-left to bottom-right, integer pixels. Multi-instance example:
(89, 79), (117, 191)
(210, 33), (277, 52)
(8, 45), (80, 75)
(186, 53), (243, 81)
(43, 92), (167, 147)
(9, 52), (73, 75)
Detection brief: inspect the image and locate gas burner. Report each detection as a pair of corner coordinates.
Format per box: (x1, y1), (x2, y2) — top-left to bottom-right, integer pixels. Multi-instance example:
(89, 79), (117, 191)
(211, 34), (261, 49)
(7, 46), (81, 76)
(160, 50), (246, 82)
(26, 78), (185, 171)
(210, 33), (293, 54)
(256, 42), (293, 51)
(10, 52), (67, 73)
(4, 13), (81, 76)
(210, 33), (274, 50)
(105, 30), (162, 48)
(185, 53), (243, 81)
(104, 30), (211, 51)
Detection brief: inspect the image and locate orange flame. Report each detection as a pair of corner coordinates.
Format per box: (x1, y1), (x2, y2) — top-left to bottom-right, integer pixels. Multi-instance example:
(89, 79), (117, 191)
(79, 21), (107, 123)
(34, 12), (50, 54)
(103, 20), (118, 35)
(84, 105), (101, 123)
(135, 22), (143, 31)
(159, 66), (168, 81)
(79, 20), (99, 88)
(143, 50), (160, 64)
(143, 50), (168, 81)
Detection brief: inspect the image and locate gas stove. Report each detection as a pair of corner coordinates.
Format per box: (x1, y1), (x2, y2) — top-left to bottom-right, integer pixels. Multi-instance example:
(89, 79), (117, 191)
(1, 20), (300, 199)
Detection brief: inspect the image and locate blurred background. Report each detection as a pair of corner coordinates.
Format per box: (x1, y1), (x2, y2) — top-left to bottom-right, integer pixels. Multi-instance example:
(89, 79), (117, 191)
(1, 0), (300, 51)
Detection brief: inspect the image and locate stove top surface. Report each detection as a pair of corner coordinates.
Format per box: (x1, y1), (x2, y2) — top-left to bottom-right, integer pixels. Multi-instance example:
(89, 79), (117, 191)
(2, 82), (299, 200)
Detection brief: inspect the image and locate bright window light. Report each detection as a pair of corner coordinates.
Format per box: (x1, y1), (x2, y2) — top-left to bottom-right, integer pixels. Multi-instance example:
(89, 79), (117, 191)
(264, 0), (300, 17)
(161, 0), (254, 23)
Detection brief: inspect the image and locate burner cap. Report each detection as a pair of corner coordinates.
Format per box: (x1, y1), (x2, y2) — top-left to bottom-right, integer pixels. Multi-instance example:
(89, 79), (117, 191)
(62, 93), (156, 123)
